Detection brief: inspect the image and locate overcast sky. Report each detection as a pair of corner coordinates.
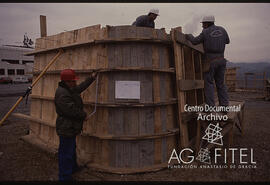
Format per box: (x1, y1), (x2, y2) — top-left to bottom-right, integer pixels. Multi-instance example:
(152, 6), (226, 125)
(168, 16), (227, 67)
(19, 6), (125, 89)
(0, 3), (269, 63)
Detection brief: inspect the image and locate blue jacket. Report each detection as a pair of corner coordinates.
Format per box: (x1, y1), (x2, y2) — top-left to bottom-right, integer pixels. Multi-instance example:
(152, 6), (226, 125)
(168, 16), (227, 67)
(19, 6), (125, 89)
(186, 24), (230, 60)
(132, 15), (155, 28)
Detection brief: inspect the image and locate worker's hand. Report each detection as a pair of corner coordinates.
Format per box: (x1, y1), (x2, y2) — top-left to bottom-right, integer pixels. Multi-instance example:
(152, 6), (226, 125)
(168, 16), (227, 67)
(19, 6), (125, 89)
(91, 72), (97, 79)
(84, 115), (90, 121)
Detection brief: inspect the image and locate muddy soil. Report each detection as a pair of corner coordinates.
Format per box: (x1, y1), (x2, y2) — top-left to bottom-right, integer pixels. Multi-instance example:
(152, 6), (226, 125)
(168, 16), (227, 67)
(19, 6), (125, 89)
(0, 91), (269, 182)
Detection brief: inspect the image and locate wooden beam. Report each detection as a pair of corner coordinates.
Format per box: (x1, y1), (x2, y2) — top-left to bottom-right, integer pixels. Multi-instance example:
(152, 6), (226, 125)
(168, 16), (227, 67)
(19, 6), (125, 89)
(25, 39), (95, 56)
(31, 67), (176, 75)
(12, 113), (55, 127)
(30, 94), (178, 107)
(95, 38), (171, 45)
(181, 112), (198, 122)
(25, 38), (170, 56)
(13, 113), (179, 141)
(174, 31), (204, 53)
(40, 15), (47, 37)
(179, 79), (204, 91)
(171, 28), (189, 151)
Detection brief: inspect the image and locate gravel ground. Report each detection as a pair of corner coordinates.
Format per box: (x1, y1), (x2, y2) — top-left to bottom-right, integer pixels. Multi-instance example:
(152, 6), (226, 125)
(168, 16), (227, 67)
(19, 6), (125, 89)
(0, 88), (269, 182)
(0, 83), (31, 97)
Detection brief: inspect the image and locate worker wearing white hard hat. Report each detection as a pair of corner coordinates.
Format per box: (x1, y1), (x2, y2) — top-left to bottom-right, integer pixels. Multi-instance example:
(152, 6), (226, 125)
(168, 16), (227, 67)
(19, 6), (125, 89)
(132, 8), (159, 28)
(201, 15), (215, 23)
(185, 15), (230, 110)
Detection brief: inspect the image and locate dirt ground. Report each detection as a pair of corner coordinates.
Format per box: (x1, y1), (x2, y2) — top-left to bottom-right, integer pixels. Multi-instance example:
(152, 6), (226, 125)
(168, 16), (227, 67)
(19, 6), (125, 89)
(0, 87), (269, 182)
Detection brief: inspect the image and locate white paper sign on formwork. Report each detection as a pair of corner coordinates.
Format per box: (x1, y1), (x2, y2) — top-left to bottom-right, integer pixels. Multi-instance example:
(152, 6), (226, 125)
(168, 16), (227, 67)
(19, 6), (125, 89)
(115, 81), (140, 99)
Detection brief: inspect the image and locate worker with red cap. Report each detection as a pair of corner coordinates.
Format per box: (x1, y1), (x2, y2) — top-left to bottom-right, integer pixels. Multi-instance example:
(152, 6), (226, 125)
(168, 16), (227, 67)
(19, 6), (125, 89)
(54, 69), (97, 181)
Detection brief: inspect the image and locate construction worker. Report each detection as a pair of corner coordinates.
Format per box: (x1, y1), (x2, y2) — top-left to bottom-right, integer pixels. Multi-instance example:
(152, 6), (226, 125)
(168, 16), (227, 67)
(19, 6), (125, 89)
(132, 8), (159, 28)
(185, 15), (230, 109)
(55, 69), (97, 181)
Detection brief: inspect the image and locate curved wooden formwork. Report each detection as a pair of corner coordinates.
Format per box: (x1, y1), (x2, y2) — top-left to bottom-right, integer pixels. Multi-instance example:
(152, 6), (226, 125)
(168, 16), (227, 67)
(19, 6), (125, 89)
(14, 25), (205, 174)
(225, 67), (237, 92)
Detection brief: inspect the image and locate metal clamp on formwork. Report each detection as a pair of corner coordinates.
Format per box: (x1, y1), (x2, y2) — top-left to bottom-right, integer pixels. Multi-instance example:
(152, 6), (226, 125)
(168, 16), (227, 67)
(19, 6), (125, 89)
(22, 85), (32, 105)
(0, 49), (64, 126)
(88, 73), (100, 118)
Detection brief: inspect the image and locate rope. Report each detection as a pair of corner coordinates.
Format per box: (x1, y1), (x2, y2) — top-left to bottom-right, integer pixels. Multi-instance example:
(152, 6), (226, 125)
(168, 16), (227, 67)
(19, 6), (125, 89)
(88, 73), (99, 118)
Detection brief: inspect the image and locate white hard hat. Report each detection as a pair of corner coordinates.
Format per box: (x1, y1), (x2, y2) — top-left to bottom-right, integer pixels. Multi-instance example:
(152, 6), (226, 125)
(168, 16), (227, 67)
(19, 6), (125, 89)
(201, 15), (215, 23)
(149, 8), (159, 16)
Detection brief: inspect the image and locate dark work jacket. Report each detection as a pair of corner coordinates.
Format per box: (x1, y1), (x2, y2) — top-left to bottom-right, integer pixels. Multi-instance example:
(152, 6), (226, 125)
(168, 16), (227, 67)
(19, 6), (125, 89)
(186, 24), (230, 61)
(132, 15), (155, 28)
(55, 77), (94, 137)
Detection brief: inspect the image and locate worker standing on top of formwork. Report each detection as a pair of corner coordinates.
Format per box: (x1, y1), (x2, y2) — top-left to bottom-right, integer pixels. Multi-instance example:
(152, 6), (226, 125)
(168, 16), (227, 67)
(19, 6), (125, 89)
(132, 8), (159, 28)
(54, 69), (97, 181)
(185, 15), (230, 110)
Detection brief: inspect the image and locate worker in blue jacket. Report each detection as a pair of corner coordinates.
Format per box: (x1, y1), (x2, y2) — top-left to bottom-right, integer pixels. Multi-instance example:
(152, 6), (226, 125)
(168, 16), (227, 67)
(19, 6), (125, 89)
(185, 15), (230, 108)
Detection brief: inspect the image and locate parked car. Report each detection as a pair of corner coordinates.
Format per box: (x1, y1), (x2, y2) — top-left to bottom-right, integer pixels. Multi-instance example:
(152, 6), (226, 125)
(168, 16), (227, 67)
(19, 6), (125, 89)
(13, 76), (29, 83)
(28, 76), (33, 83)
(0, 77), (13, 84)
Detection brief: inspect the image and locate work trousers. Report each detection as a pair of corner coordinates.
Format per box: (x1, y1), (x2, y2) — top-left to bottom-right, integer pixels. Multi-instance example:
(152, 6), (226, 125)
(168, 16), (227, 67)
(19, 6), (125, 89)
(58, 136), (78, 181)
(204, 59), (229, 106)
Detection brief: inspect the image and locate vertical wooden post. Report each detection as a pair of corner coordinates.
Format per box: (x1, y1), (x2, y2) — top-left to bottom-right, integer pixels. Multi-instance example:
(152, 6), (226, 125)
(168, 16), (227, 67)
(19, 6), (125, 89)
(171, 28), (189, 152)
(40, 15), (47, 37)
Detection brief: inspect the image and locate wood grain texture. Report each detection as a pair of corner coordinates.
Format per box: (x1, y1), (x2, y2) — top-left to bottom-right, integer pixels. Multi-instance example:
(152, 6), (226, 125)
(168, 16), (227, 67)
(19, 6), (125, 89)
(22, 25), (182, 173)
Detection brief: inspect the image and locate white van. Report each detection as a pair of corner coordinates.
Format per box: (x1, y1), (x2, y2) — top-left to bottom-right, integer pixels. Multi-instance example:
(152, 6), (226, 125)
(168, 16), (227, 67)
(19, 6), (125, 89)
(13, 76), (29, 83)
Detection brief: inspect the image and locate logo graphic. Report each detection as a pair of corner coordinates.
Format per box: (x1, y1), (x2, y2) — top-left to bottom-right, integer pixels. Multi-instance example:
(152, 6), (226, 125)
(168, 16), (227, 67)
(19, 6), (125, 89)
(202, 123), (223, 146)
(210, 30), (223, 37)
(196, 148), (211, 164)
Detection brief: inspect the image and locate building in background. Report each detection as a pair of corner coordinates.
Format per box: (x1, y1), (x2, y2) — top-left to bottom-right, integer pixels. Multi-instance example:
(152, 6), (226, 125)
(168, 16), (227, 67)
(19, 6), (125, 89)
(0, 45), (34, 83)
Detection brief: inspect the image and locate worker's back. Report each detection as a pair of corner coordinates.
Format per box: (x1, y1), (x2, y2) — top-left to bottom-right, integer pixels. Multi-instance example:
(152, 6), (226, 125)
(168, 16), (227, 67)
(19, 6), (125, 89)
(132, 15), (155, 28)
(202, 24), (230, 60)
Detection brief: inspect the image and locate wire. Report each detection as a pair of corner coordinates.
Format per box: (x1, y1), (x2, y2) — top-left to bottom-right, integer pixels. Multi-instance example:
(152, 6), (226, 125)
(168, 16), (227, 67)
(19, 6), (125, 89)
(88, 73), (99, 118)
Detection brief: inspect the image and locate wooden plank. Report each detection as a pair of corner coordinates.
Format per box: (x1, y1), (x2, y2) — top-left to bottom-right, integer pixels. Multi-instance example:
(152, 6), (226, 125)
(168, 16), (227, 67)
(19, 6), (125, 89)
(30, 94), (177, 107)
(25, 38), (171, 56)
(138, 107), (154, 135)
(171, 28), (189, 150)
(13, 113), (55, 128)
(184, 49), (198, 145)
(160, 106), (167, 162)
(198, 52), (205, 104)
(41, 100), (54, 123)
(40, 15), (47, 37)
(30, 99), (41, 119)
(25, 39), (95, 56)
(143, 44), (153, 68)
(179, 79), (204, 91)
(174, 31), (204, 53)
(139, 140), (154, 167)
(14, 112), (179, 141)
(40, 124), (50, 143)
(29, 121), (41, 136)
(152, 44), (162, 164)
(130, 140), (139, 168)
(195, 120), (201, 155)
(184, 47), (197, 106)
(32, 67), (175, 75)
